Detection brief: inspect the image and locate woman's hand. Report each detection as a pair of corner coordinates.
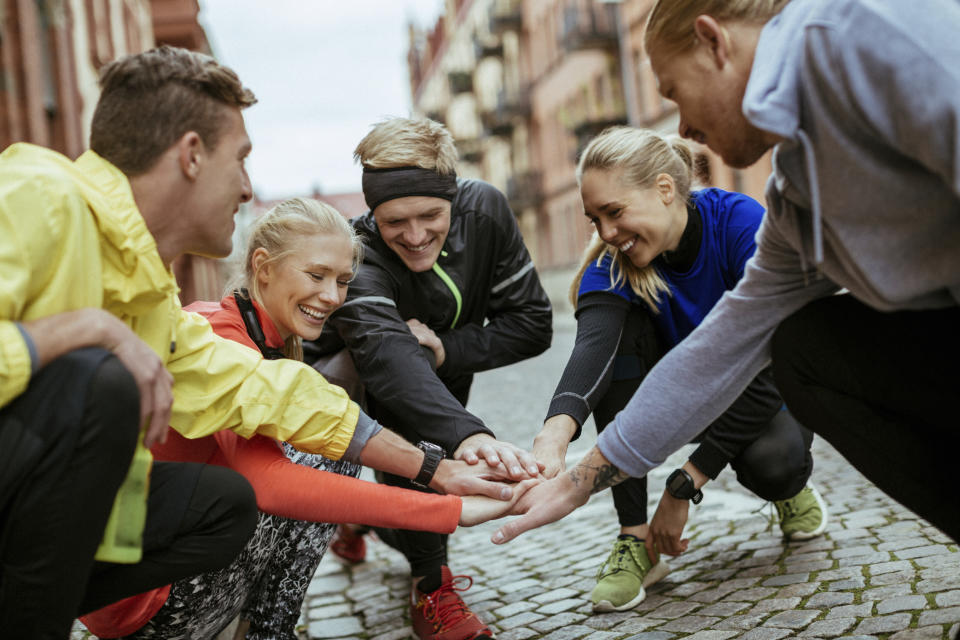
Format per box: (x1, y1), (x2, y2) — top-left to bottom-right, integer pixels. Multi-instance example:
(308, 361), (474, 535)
(406, 318), (446, 368)
(647, 491), (691, 557)
(532, 415), (578, 479)
(458, 478), (541, 526)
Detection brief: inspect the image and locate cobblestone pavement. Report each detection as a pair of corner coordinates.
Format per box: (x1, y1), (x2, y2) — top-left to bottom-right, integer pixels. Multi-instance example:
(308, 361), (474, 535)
(73, 312), (960, 640)
(300, 314), (960, 640)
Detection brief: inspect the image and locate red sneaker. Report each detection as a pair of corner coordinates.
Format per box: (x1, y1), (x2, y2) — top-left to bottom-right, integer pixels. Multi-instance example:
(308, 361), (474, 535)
(410, 566), (495, 640)
(330, 524), (366, 564)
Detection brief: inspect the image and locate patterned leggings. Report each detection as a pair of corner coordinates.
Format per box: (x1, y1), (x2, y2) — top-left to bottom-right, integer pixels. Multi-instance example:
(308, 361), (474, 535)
(122, 445), (361, 640)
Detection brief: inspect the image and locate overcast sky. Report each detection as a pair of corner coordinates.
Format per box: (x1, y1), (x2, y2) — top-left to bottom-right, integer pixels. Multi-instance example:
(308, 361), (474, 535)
(199, 0), (445, 200)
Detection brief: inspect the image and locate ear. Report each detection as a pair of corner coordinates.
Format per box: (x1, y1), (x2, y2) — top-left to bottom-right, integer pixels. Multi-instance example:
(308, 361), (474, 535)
(251, 247), (272, 285)
(176, 131), (204, 181)
(693, 15), (732, 70)
(655, 173), (677, 205)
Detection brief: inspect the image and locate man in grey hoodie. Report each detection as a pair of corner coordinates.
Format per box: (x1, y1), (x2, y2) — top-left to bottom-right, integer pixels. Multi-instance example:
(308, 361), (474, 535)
(492, 0), (960, 548)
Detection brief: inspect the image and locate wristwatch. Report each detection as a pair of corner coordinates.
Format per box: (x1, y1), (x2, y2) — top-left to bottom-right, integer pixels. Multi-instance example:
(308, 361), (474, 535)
(413, 441), (446, 488)
(666, 468), (703, 504)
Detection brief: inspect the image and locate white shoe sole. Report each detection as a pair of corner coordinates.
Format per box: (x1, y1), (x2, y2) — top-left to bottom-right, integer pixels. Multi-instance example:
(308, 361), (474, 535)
(591, 559), (672, 612)
(785, 484), (829, 541)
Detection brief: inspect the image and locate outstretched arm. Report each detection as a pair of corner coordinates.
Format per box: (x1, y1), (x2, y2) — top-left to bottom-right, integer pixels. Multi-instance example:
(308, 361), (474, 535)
(534, 291), (630, 477)
(491, 445), (627, 543)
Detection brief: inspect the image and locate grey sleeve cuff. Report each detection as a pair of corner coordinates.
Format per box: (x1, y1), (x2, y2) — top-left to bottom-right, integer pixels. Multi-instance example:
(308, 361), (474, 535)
(15, 323), (39, 375)
(341, 408), (383, 463)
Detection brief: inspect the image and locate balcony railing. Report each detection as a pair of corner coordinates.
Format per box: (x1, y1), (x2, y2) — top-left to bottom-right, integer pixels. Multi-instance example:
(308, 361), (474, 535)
(448, 71), (474, 95)
(559, 3), (617, 52)
(474, 40), (504, 60)
(482, 87), (532, 135)
(490, 0), (522, 35)
(456, 137), (483, 164)
(507, 170), (542, 211)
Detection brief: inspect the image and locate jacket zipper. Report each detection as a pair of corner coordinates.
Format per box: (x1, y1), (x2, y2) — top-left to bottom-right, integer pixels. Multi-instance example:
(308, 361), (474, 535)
(431, 251), (462, 329)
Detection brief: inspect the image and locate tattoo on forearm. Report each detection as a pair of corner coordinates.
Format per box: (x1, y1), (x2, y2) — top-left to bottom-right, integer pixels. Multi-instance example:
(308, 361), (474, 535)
(570, 461), (628, 494)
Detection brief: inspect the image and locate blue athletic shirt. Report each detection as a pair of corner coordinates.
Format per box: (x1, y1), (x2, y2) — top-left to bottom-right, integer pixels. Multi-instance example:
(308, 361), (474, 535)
(578, 188), (764, 348)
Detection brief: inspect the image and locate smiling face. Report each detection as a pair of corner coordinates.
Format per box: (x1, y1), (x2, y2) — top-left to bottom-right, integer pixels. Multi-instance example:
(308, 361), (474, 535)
(372, 196), (451, 272)
(580, 168), (687, 268)
(254, 232), (354, 341)
(187, 107), (253, 258)
(652, 49), (772, 169)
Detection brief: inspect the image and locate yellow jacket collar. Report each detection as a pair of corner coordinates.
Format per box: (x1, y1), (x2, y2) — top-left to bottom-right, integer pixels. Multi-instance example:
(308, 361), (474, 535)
(74, 150), (179, 315)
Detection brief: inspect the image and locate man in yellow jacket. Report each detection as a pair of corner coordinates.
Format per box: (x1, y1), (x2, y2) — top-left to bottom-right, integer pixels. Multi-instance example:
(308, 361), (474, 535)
(0, 46), (514, 639)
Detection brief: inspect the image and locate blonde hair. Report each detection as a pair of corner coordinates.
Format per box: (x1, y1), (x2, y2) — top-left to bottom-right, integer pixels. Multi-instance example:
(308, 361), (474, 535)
(354, 117), (458, 175)
(231, 197), (362, 360)
(570, 126), (697, 311)
(644, 0), (791, 57)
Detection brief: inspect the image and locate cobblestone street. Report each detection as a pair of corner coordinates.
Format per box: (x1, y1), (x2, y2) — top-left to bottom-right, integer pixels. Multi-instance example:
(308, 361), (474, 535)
(70, 310), (960, 640)
(300, 311), (960, 640)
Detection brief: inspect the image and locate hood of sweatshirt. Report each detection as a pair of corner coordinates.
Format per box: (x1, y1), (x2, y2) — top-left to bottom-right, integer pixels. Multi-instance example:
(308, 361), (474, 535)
(742, 0), (825, 272)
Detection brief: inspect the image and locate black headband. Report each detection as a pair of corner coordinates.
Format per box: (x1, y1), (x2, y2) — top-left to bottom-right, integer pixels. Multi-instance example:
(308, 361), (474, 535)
(362, 166), (458, 212)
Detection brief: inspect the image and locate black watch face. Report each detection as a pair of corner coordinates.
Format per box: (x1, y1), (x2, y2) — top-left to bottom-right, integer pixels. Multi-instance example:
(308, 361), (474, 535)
(667, 470), (692, 499)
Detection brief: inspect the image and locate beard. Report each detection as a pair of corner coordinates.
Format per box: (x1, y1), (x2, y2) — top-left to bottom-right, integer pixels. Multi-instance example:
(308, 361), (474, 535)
(714, 116), (776, 169)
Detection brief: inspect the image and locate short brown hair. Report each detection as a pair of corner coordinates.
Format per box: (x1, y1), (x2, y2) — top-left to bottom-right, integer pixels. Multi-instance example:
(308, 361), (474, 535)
(644, 0), (791, 57)
(353, 117), (458, 175)
(90, 45), (257, 176)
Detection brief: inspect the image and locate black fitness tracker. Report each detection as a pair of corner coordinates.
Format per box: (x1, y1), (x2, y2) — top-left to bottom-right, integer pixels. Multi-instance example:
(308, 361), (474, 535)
(413, 441), (445, 488)
(666, 468), (703, 504)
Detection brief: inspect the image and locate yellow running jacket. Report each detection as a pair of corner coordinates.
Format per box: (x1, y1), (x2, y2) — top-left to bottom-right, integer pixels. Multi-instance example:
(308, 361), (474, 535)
(0, 143), (360, 561)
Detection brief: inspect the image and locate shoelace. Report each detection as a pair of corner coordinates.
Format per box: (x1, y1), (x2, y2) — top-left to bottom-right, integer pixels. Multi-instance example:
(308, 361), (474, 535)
(756, 494), (801, 533)
(416, 574), (476, 632)
(597, 540), (647, 579)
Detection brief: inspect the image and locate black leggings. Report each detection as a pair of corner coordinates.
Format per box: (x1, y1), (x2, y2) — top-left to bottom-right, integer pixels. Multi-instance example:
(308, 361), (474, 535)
(772, 295), (960, 542)
(594, 310), (813, 528)
(0, 348), (258, 638)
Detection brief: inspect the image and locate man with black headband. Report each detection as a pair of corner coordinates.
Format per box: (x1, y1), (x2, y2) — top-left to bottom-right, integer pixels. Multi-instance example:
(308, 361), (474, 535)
(306, 117), (552, 640)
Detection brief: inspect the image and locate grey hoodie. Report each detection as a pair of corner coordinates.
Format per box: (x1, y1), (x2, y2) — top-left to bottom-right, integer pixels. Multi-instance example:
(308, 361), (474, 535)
(598, 0), (960, 479)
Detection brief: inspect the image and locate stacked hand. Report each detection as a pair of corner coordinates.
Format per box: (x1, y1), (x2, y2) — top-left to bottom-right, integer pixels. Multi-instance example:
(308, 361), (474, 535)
(530, 414), (577, 479)
(432, 457), (526, 499)
(459, 478), (541, 526)
(440, 433), (549, 527)
(454, 433), (544, 481)
(490, 472), (588, 543)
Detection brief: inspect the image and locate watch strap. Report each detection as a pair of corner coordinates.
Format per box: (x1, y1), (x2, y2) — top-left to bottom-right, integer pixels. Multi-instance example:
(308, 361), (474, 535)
(413, 441), (444, 487)
(666, 468), (703, 504)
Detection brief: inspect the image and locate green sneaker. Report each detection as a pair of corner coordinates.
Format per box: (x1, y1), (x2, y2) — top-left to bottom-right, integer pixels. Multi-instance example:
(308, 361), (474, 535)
(775, 483), (828, 541)
(589, 535), (671, 612)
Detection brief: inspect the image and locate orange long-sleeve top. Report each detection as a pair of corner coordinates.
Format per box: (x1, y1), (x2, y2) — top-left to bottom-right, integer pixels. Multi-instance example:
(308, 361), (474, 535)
(82, 294), (460, 638)
(157, 295), (461, 531)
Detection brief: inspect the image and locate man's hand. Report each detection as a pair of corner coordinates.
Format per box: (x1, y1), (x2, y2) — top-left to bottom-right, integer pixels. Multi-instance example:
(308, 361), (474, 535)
(23, 308), (172, 447)
(98, 311), (173, 448)
(491, 445), (627, 543)
(459, 478), (542, 526)
(454, 433), (543, 480)
(406, 318), (446, 369)
(490, 472), (587, 543)
(532, 415), (577, 479)
(647, 491), (691, 558)
(431, 458), (516, 499)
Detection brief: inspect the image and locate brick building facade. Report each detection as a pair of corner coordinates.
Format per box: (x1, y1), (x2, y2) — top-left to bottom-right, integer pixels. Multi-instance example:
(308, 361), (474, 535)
(407, 0), (774, 269)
